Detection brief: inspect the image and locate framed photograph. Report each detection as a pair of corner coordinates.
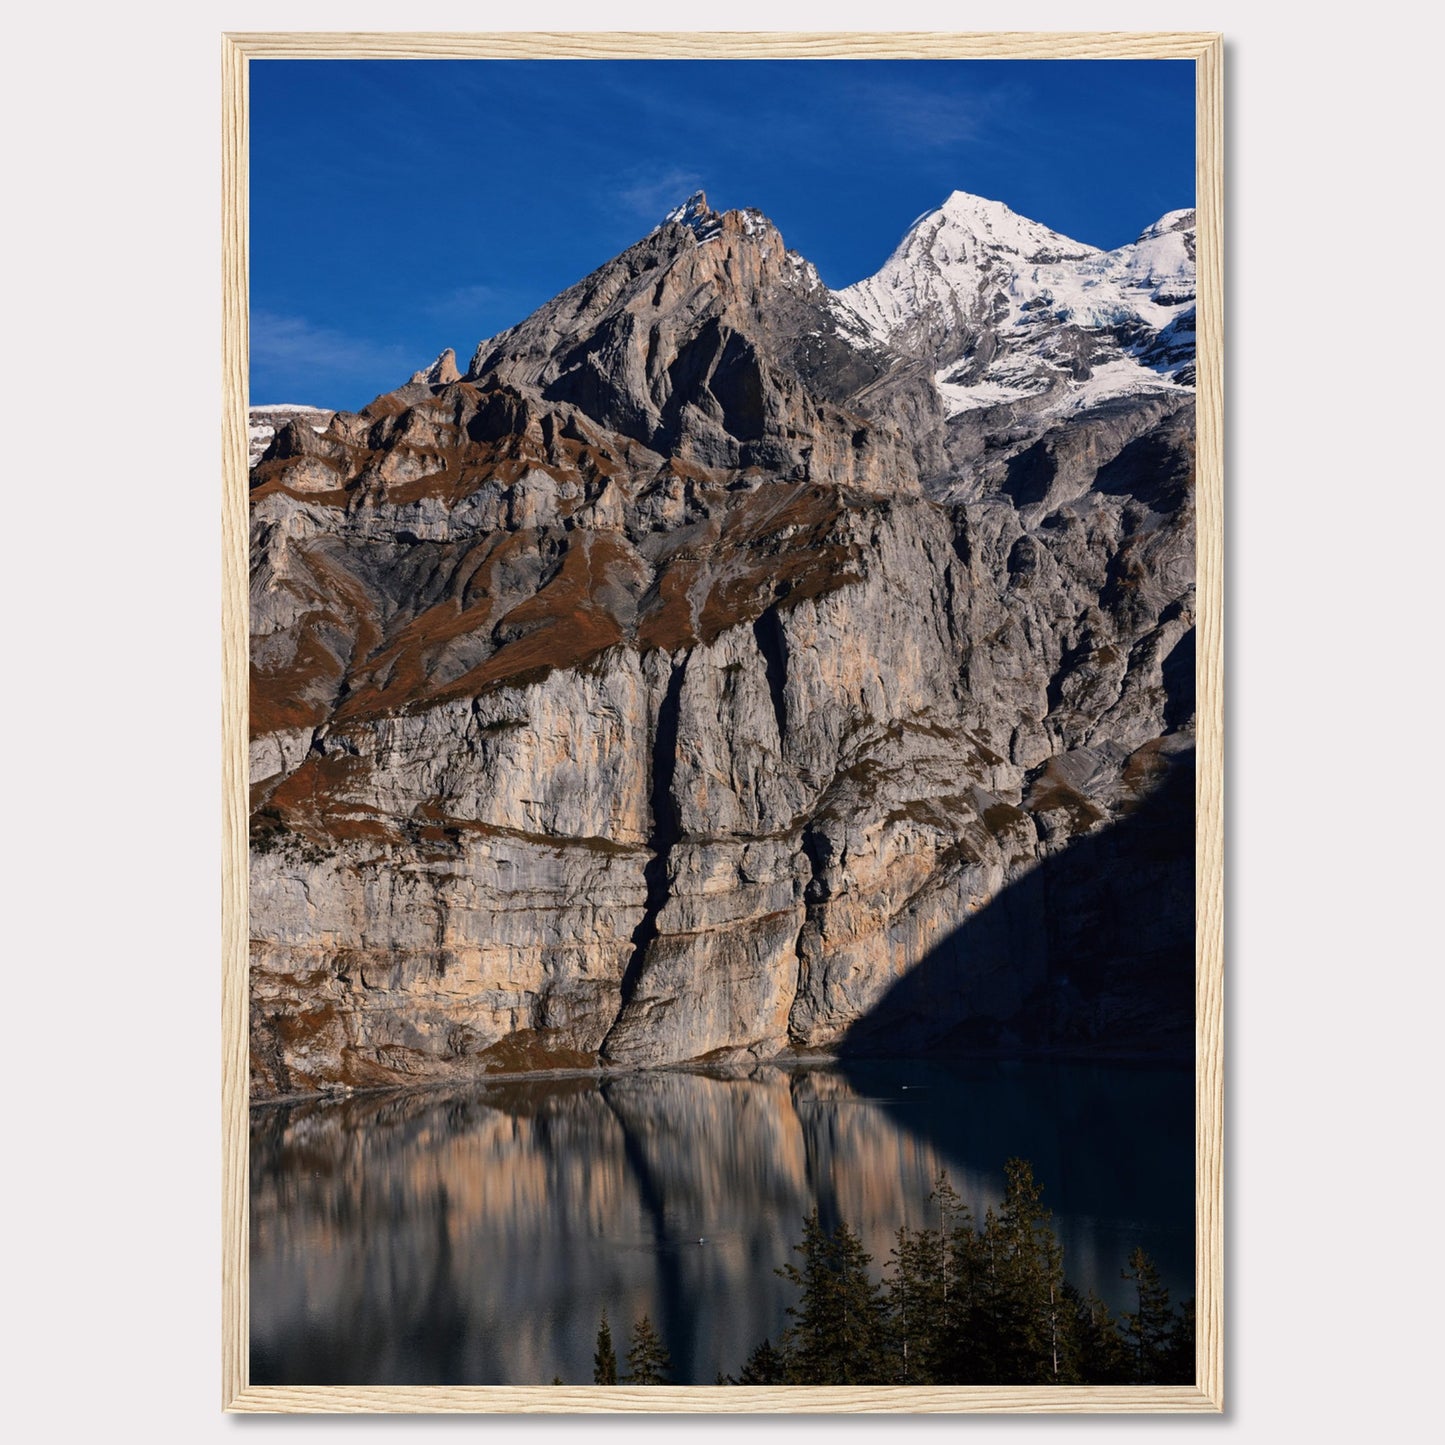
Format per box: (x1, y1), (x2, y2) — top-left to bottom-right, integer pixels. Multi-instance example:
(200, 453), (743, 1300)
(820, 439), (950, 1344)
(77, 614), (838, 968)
(223, 30), (1222, 1413)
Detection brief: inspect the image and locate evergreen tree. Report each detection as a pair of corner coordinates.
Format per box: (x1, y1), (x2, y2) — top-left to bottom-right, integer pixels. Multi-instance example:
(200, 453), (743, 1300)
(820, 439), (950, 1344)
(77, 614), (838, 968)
(926, 1171), (980, 1383)
(777, 1210), (889, 1383)
(735, 1336), (786, 1384)
(1165, 1297), (1196, 1385)
(727, 1160), (1191, 1388)
(592, 1310), (618, 1385)
(624, 1314), (672, 1384)
(965, 1160), (1072, 1383)
(965, 1202), (1007, 1383)
(886, 1225), (930, 1384)
(1069, 1287), (1130, 1385)
(1121, 1248), (1175, 1383)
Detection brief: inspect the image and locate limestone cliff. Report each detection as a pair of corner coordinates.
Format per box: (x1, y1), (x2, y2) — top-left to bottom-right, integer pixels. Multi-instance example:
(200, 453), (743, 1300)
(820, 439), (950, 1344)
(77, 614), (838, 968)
(248, 191), (1197, 1100)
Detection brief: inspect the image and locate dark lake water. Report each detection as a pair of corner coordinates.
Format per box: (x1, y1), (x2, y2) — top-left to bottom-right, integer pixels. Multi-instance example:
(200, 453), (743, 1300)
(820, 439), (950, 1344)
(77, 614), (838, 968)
(250, 1058), (1193, 1385)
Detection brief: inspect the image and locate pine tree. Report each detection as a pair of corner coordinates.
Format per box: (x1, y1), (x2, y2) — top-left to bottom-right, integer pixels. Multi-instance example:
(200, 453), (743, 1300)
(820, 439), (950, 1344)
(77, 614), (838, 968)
(966, 1159), (1072, 1383)
(775, 1209), (834, 1383)
(886, 1225), (928, 1384)
(729, 1161), (1191, 1388)
(965, 1202), (1007, 1383)
(777, 1210), (889, 1383)
(1121, 1248), (1175, 1383)
(928, 1171), (978, 1382)
(592, 1310), (618, 1385)
(1070, 1287), (1130, 1384)
(1165, 1296), (1196, 1385)
(886, 1177), (975, 1387)
(624, 1314), (672, 1384)
(735, 1337), (786, 1384)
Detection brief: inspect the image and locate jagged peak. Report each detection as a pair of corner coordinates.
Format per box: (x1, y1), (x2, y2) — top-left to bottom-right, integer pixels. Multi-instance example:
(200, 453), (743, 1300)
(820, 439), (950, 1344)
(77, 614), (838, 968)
(663, 189), (709, 222)
(648, 192), (789, 255)
(410, 347), (460, 387)
(656, 190), (721, 240)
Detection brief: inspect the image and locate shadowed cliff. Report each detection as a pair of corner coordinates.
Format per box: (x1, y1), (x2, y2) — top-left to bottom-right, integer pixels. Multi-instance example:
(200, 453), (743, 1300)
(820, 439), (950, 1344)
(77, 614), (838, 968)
(838, 747), (1195, 1059)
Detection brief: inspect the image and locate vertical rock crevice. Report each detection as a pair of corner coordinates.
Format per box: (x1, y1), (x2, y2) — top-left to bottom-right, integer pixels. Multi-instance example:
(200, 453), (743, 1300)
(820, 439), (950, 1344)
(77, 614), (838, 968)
(786, 826), (834, 1043)
(751, 607), (789, 748)
(602, 657), (688, 1056)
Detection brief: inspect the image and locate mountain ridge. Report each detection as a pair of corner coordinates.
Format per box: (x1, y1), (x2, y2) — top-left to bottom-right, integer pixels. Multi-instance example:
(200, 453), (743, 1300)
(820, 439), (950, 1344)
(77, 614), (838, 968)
(246, 185), (1197, 1100)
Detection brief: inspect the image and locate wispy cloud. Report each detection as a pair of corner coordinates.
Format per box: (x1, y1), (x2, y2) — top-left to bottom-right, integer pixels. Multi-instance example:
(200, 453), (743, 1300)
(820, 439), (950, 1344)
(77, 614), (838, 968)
(419, 281), (536, 325)
(249, 309), (413, 393)
(844, 74), (1026, 153)
(422, 283), (500, 316)
(614, 166), (706, 222)
(251, 310), (411, 381)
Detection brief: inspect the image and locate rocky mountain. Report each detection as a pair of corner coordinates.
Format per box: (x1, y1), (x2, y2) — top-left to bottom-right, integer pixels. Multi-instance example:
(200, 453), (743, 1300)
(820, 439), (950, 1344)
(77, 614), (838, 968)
(249, 403), (335, 466)
(248, 190), (1197, 1101)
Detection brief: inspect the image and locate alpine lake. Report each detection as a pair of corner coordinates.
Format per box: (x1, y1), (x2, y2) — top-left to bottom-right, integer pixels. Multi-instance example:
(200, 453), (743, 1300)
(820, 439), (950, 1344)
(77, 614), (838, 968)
(250, 1057), (1193, 1385)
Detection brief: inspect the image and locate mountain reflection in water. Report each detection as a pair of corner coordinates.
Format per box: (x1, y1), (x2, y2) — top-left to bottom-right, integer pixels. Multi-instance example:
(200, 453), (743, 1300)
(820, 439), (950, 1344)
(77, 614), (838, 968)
(250, 1059), (1192, 1385)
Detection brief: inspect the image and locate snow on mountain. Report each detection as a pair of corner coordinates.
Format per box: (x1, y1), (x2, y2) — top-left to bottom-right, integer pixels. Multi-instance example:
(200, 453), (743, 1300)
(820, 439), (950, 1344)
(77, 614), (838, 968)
(655, 190), (725, 242)
(831, 191), (1196, 421)
(248, 404), (335, 466)
(442, 186), (1193, 491)
(833, 191), (1098, 344)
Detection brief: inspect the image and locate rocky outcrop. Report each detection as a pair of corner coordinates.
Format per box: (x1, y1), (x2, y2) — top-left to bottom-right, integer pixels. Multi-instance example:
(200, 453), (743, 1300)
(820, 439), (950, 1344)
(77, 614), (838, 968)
(409, 347), (461, 388)
(248, 404), (335, 467)
(248, 190), (1197, 1100)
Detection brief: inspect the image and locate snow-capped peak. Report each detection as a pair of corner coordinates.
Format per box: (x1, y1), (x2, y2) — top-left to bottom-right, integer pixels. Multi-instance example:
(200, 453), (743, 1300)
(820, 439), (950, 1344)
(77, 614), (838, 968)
(1136, 208), (1196, 242)
(832, 191), (1102, 352)
(933, 190), (1100, 260)
(657, 190), (722, 241)
(830, 190), (1197, 424)
(663, 190), (709, 223)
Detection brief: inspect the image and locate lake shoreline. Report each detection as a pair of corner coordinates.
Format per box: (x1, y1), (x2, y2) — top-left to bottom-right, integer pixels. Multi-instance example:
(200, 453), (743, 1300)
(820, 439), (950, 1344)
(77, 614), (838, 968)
(247, 1040), (1193, 1110)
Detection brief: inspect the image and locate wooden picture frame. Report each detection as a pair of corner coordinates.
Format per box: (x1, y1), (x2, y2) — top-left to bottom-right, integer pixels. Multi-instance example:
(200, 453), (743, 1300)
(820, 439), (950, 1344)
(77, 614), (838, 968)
(223, 29), (1222, 1413)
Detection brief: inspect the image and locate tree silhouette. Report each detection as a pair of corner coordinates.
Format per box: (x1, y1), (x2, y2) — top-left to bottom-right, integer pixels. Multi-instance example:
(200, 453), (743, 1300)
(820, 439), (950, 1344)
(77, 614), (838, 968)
(734, 1337), (786, 1384)
(718, 1159), (1194, 1388)
(777, 1210), (889, 1383)
(592, 1310), (617, 1385)
(894, 1171), (977, 1383)
(1121, 1248), (1175, 1384)
(1166, 1297), (1196, 1385)
(1069, 1286), (1130, 1384)
(624, 1314), (672, 1384)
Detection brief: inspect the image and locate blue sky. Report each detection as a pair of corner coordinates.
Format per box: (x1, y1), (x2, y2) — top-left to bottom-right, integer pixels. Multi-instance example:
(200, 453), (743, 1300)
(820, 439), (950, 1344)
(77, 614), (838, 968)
(251, 59), (1194, 410)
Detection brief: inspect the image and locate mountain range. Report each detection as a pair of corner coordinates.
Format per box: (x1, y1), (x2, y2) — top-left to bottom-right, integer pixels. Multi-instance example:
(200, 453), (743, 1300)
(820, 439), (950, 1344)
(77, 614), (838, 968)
(247, 189), (1197, 1100)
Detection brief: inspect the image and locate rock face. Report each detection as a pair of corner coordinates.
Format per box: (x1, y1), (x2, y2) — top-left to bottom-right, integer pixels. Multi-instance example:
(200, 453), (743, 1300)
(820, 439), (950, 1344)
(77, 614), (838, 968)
(408, 347), (461, 388)
(248, 403), (335, 466)
(248, 190), (1197, 1100)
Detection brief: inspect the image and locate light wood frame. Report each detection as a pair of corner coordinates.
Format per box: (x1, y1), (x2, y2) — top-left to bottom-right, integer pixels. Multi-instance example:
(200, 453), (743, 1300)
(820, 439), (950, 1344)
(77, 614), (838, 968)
(222, 29), (1223, 1413)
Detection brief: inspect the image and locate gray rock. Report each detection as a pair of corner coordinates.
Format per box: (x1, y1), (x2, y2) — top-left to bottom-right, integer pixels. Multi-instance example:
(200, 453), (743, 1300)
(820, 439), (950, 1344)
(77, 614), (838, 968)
(248, 194), (1197, 1099)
